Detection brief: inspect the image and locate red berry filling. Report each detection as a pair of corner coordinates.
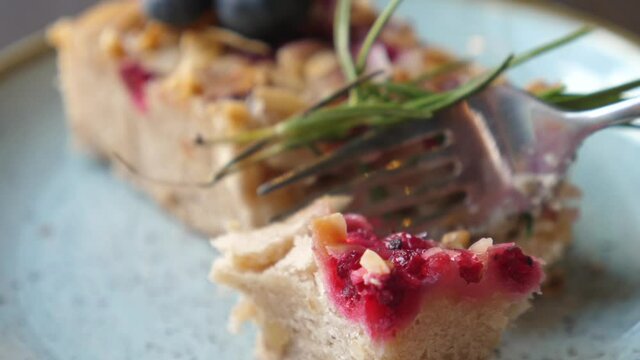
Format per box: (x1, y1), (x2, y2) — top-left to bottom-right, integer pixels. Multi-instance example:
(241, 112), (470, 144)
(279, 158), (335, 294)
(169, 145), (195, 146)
(313, 214), (543, 341)
(119, 62), (155, 112)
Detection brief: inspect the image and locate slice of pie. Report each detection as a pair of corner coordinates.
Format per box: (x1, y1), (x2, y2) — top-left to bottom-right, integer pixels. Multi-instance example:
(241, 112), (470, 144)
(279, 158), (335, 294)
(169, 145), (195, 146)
(48, 0), (577, 263)
(212, 197), (544, 360)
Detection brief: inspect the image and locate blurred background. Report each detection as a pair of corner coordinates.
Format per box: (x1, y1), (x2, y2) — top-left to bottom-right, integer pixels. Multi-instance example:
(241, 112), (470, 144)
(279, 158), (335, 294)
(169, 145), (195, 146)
(0, 0), (638, 49)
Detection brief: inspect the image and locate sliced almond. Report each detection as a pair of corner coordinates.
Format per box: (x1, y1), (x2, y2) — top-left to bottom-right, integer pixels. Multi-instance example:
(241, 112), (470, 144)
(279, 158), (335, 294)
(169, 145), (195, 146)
(310, 213), (347, 248)
(359, 249), (391, 275)
(468, 238), (494, 255)
(99, 28), (125, 59)
(440, 230), (471, 249)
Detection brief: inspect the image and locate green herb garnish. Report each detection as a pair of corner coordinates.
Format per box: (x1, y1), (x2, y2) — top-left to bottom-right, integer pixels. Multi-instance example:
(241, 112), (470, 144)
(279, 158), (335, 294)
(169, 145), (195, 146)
(543, 78), (640, 110)
(355, 0), (403, 73)
(203, 1), (640, 193)
(335, 0), (357, 83)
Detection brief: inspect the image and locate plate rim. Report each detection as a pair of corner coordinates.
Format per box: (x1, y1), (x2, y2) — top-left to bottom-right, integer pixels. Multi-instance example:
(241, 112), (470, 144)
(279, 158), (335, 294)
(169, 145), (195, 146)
(0, 30), (50, 80)
(1, 0), (640, 79)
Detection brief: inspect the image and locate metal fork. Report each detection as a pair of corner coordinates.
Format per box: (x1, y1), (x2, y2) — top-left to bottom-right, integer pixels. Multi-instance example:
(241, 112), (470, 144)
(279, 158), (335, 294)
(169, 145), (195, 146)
(266, 85), (640, 235)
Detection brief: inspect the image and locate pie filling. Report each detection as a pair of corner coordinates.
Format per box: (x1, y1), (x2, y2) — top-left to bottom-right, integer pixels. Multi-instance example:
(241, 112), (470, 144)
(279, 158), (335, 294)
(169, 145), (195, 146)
(311, 213), (544, 341)
(119, 62), (155, 112)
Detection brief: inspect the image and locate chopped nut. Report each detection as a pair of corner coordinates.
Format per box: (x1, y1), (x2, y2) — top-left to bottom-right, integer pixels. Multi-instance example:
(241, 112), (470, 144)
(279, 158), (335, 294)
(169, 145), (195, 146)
(352, 0), (378, 27)
(99, 28), (125, 59)
(163, 59), (203, 98)
(136, 22), (174, 51)
(526, 80), (561, 95)
(248, 86), (307, 125)
(441, 230), (471, 249)
(277, 40), (325, 80)
(304, 51), (339, 80)
(468, 238), (494, 255)
(310, 213), (347, 248)
(203, 27), (271, 56)
(180, 31), (223, 66)
(360, 249), (391, 275)
(219, 101), (253, 132)
(162, 31), (223, 99)
(380, 21), (419, 51)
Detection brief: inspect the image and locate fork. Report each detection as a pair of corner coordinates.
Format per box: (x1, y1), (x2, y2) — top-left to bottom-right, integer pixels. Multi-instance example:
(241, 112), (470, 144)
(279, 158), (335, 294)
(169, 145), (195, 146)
(264, 85), (640, 235)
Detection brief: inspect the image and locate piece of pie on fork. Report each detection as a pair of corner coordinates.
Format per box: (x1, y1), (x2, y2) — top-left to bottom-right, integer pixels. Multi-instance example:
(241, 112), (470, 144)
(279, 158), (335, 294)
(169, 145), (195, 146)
(212, 197), (544, 360)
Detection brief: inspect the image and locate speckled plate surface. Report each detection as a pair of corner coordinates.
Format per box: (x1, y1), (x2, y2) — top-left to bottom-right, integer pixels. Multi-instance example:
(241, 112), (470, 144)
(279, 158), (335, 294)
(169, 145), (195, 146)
(1, 1), (640, 359)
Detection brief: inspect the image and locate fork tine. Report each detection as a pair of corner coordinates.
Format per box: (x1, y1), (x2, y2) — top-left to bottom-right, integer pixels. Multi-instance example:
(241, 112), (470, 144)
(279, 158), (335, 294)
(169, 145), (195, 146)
(336, 157), (461, 211)
(355, 190), (467, 233)
(257, 118), (447, 195)
(395, 195), (468, 234)
(314, 146), (456, 193)
(267, 149), (458, 223)
(352, 184), (467, 218)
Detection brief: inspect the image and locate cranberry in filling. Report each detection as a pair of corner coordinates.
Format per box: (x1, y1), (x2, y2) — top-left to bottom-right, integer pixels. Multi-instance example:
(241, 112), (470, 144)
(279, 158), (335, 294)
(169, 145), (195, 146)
(489, 245), (540, 293)
(119, 62), (155, 112)
(312, 213), (543, 341)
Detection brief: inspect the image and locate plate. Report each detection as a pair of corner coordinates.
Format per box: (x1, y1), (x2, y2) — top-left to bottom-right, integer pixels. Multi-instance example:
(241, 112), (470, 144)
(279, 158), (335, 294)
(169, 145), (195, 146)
(2, 0), (640, 359)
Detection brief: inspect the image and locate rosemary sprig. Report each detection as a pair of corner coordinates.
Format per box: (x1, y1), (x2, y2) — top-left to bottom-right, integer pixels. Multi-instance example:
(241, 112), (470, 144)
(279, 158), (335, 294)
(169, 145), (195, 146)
(254, 55), (514, 194)
(534, 84), (566, 100)
(510, 25), (594, 67)
(303, 70), (384, 115)
(275, 104), (433, 138)
(355, 0), (403, 73)
(376, 81), (434, 98)
(335, 0), (357, 83)
(207, 2), (636, 194)
(544, 78), (640, 110)
(411, 60), (470, 85)
(405, 55), (514, 111)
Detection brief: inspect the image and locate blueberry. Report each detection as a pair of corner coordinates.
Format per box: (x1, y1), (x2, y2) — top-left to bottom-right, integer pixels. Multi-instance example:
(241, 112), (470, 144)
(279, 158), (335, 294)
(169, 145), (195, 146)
(215, 0), (312, 41)
(143, 0), (210, 27)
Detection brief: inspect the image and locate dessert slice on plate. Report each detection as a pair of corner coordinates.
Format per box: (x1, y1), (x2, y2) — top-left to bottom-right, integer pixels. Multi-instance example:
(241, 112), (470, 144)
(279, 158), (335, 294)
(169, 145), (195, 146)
(212, 198), (544, 360)
(48, 0), (577, 264)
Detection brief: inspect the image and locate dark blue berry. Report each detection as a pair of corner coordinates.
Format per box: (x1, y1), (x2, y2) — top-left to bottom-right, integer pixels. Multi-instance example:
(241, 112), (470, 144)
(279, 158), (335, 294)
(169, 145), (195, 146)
(143, 0), (210, 27)
(215, 0), (312, 41)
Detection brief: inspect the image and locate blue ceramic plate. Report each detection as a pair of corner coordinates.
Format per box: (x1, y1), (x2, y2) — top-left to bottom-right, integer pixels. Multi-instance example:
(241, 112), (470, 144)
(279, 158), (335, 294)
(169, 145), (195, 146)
(1, 0), (640, 359)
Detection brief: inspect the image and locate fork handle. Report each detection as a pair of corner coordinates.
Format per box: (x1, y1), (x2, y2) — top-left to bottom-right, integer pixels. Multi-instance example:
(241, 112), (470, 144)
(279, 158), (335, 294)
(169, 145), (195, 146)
(568, 96), (640, 135)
